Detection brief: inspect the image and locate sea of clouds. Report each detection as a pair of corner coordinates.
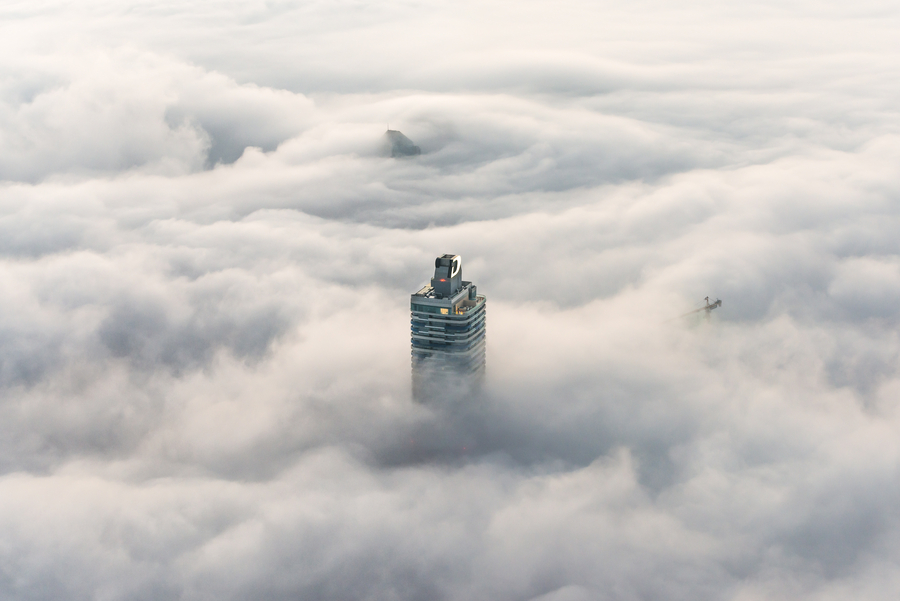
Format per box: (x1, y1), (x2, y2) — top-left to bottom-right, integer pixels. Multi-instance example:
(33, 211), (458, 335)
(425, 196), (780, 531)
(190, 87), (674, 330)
(1, 0), (900, 599)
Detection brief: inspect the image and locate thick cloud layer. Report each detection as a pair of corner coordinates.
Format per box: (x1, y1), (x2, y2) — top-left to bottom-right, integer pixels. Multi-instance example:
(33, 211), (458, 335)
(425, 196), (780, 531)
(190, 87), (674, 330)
(1, 1), (900, 599)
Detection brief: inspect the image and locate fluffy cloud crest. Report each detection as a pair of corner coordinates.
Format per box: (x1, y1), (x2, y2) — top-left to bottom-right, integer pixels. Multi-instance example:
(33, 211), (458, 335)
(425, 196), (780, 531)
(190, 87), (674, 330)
(1, 1), (900, 599)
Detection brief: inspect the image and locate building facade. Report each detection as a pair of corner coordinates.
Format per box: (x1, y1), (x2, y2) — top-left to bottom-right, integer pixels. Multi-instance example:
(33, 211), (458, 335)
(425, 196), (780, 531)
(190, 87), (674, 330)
(410, 254), (486, 400)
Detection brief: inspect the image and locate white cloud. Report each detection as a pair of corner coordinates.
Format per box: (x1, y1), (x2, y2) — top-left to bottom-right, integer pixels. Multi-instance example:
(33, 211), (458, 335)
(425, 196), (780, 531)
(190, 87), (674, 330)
(1, 0), (900, 599)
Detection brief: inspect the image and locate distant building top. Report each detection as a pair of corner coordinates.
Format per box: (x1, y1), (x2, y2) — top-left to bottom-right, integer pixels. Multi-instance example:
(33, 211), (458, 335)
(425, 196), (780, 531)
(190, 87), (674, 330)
(383, 129), (421, 157)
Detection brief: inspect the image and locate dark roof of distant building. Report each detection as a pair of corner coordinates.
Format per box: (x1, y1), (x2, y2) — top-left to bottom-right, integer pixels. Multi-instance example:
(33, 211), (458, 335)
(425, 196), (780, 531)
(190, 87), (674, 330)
(383, 129), (421, 157)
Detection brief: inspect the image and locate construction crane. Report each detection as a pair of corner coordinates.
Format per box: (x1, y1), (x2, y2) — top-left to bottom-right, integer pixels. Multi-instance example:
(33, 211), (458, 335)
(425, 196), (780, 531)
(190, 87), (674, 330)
(679, 296), (722, 320)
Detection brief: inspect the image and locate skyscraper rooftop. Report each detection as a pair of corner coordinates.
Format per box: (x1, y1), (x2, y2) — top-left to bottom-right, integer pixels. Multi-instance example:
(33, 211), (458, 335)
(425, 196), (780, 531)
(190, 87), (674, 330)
(383, 129), (421, 157)
(410, 254), (486, 400)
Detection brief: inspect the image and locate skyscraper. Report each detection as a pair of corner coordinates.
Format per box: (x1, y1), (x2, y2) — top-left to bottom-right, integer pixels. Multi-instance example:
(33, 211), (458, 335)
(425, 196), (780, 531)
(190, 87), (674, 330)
(410, 254), (486, 400)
